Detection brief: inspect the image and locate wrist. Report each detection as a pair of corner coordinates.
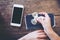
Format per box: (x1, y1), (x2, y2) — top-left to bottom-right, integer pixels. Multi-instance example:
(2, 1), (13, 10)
(44, 28), (60, 40)
(44, 26), (54, 34)
(47, 31), (60, 40)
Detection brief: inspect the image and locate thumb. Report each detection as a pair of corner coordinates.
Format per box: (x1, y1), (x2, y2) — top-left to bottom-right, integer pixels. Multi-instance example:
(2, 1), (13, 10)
(36, 17), (44, 24)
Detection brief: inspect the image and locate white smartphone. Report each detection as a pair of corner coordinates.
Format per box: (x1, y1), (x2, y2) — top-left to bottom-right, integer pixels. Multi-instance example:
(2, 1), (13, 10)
(10, 4), (24, 27)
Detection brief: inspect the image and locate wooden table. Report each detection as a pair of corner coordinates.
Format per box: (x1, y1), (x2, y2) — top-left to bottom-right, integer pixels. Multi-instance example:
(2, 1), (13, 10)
(0, 0), (60, 40)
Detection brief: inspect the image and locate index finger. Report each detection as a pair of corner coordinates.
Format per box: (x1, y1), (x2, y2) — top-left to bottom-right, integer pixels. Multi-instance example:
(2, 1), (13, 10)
(39, 12), (49, 17)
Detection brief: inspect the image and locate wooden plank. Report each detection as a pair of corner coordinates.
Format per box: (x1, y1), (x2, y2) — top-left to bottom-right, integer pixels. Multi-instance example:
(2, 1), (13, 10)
(55, 16), (60, 27)
(12, 0), (60, 15)
(0, 0), (60, 16)
(53, 27), (60, 36)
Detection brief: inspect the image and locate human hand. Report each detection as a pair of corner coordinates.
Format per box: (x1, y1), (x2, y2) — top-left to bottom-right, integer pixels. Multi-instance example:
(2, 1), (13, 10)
(18, 30), (47, 40)
(36, 12), (53, 33)
(36, 12), (60, 40)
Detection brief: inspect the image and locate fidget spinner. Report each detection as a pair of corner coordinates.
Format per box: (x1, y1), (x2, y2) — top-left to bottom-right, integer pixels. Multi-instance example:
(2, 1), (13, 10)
(31, 12), (38, 25)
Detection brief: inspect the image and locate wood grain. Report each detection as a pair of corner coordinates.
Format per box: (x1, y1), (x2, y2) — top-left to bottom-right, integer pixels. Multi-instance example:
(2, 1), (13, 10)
(0, 0), (60, 40)
(55, 16), (60, 27)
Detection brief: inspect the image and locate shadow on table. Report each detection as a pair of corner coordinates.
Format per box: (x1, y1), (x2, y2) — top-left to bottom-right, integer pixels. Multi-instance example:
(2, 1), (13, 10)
(0, 13), (17, 40)
(57, 0), (60, 8)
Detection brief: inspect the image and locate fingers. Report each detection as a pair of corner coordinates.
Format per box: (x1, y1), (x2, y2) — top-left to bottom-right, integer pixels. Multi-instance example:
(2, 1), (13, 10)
(18, 30), (47, 40)
(37, 32), (47, 39)
(33, 30), (47, 39)
(36, 30), (44, 33)
(36, 16), (44, 24)
(37, 34), (47, 38)
(39, 12), (49, 17)
(38, 32), (46, 35)
(36, 12), (51, 25)
(39, 39), (47, 40)
(32, 30), (44, 33)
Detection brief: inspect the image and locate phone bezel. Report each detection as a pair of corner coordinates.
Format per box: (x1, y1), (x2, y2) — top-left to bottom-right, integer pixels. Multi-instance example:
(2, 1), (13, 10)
(10, 4), (24, 27)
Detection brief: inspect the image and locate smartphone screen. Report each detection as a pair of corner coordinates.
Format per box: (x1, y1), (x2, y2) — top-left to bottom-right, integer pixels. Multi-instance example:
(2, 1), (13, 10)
(12, 7), (23, 24)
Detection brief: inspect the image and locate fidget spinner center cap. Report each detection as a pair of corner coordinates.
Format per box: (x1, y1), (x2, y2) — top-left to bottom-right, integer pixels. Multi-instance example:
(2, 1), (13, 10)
(31, 19), (37, 25)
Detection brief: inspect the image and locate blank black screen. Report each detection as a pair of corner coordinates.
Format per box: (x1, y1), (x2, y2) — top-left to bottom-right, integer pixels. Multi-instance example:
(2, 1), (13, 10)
(12, 7), (23, 24)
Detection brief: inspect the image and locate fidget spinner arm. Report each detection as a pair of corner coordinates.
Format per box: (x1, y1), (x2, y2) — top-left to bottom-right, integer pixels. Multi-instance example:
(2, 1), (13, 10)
(31, 12), (38, 25)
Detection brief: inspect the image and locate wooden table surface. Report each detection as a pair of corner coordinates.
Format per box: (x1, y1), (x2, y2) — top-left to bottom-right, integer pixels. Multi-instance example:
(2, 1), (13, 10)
(0, 0), (60, 40)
